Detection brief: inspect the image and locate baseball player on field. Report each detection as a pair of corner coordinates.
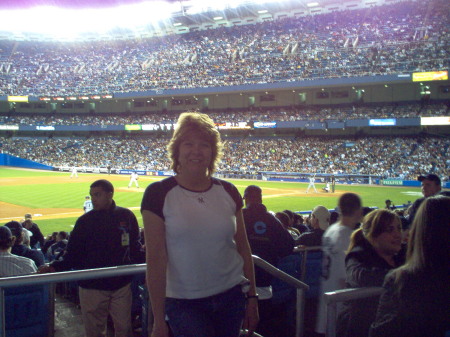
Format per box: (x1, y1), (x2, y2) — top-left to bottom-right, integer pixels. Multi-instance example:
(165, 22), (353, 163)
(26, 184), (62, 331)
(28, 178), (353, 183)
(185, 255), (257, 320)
(70, 166), (78, 178)
(83, 196), (94, 213)
(306, 173), (318, 193)
(128, 171), (139, 188)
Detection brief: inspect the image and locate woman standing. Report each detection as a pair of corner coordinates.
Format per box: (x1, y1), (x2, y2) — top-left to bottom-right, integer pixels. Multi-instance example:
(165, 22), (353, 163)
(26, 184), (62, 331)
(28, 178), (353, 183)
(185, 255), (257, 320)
(370, 196), (450, 337)
(337, 209), (405, 337)
(141, 112), (258, 337)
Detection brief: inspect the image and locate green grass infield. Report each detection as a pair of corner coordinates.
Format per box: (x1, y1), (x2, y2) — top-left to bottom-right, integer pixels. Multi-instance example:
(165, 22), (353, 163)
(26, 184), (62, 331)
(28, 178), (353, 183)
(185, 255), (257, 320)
(0, 167), (423, 236)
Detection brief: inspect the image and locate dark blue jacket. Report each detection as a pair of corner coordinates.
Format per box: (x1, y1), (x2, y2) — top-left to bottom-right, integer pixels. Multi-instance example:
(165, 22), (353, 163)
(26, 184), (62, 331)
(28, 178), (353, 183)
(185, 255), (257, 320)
(337, 241), (405, 337)
(51, 201), (142, 291)
(243, 203), (295, 287)
(11, 244), (45, 268)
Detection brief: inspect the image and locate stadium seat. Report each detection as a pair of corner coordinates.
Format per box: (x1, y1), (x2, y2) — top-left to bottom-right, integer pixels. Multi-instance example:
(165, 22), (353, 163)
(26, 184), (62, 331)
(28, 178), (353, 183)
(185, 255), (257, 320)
(271, 253), (302, 305)
(302, 250), (323, 299)
(270, 253), (302, 336)
(4, 284), (52, 337)
(300, 249), (323, 335)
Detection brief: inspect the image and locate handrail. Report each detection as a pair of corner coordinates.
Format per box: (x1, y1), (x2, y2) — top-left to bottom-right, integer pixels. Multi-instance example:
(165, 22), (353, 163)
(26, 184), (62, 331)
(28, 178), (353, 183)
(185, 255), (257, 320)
(0, 264), (147, 337)
(293, 245), (322, 253)
(293, 246), (322, 283)
(253, 255), (309, 337)
(0, 264), (147, 289)
(1, 257), (310, 337)
(0, 259), (309, 291)
(324, 287), (383, 304)
(324, 287), (384, 337)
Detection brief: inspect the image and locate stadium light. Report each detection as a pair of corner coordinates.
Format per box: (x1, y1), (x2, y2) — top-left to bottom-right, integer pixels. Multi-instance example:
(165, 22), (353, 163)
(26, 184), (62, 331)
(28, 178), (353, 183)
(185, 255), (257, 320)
(307, 2), (320, 7)
(0, 0), (318, 40)
(185, 0), (276, 14)
(0, 1), (178, 39)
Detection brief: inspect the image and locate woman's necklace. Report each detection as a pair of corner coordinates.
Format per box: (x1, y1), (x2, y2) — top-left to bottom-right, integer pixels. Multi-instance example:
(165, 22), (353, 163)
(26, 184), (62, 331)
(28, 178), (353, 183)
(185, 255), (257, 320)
(176, 175), (211, 204)
(180, 187), (208, 204)
(175, 175), (212, 205)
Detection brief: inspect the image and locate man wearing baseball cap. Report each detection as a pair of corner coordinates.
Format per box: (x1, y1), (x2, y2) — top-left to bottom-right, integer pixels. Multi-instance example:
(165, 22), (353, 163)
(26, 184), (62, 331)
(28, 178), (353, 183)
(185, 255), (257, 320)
(4, 221), (45, 267)
(297, 205), (330, 247)
(417, 174), (441, 197)
(22, 214), (45, 249)
(407, 174), (442, 225)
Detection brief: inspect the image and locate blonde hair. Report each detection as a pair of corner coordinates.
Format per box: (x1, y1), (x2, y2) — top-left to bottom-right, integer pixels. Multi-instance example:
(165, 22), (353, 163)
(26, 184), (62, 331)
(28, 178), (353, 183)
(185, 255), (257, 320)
(403, 195), (450, 273)
(347, 209), (400, 253)
(167, 112), (222, 176)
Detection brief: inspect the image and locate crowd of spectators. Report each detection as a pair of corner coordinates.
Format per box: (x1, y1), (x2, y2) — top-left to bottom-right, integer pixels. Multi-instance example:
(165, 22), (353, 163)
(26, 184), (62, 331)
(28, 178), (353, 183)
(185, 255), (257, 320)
(0, 0), (448, 96)
(0, 102), (448, 126)
(1, 135), (448, 181)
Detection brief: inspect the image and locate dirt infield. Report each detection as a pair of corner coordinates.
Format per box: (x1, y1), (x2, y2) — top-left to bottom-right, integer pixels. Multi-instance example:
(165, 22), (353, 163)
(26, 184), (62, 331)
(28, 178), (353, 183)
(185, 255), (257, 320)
(1, 171), (347, 221)
(0, 173), (130, 221)
(233, 183), (346, 199)
(0, 201), (82, 222)
(0, 174), (130, 186)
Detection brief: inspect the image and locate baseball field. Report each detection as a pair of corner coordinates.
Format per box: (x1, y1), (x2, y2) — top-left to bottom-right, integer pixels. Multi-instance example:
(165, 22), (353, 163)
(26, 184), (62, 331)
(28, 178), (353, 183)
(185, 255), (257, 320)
(0, 167), (423, 236)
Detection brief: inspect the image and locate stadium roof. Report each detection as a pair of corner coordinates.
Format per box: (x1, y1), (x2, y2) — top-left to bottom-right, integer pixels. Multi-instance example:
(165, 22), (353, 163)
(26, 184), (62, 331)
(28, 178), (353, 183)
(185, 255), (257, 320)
(0, 0), (347, 10)
(0, 0), (146, 9)
(0, 0), (372, 41)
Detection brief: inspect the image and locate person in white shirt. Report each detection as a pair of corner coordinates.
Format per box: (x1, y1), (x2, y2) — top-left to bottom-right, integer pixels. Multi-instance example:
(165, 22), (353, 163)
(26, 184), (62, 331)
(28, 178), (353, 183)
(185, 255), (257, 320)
(141, 112), (258, 337)
(0, 226), (37, 277)
(316, 192), (363, 335)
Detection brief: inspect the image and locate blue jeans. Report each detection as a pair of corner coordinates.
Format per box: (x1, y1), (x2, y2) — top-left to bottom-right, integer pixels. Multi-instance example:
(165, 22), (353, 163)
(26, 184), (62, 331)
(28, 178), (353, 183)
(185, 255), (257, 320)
(165, 284), (246, 337)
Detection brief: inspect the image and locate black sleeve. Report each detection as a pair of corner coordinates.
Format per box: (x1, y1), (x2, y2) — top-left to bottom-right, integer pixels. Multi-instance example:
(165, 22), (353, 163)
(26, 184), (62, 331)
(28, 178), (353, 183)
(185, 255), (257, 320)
(346, 253), (391, 288)
(296, 232), (315, 246)
(35, 226), (45, 247)
(369, 273), (401, 337)
(51, 218), (86, 271)
(141, 180), (165, 219)
(218, 179), (243, 212)
(128, 209), (144, 264)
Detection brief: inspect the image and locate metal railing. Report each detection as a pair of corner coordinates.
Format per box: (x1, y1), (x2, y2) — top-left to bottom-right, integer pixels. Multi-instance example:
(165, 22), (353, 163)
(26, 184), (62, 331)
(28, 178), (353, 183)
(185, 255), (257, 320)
(324, 287), (384, 337)
(293, 245), (322, 282)
(0, 256), (310, 337)
(0, 264), (147, 336)
(252, 255), (310, 337)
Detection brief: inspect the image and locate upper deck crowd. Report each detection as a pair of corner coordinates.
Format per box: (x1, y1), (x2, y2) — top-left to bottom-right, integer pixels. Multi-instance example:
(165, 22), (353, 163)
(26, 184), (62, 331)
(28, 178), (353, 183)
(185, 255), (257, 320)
(0, 0), (448, 96)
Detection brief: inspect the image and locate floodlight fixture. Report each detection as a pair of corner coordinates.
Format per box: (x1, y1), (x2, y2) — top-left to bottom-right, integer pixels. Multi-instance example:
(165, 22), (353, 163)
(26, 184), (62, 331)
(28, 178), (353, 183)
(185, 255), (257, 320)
(307, 2), (320, 7)
(0, 1), (177, 39)
(213, 16), (224, 20)
(258, 10), (269, 14)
